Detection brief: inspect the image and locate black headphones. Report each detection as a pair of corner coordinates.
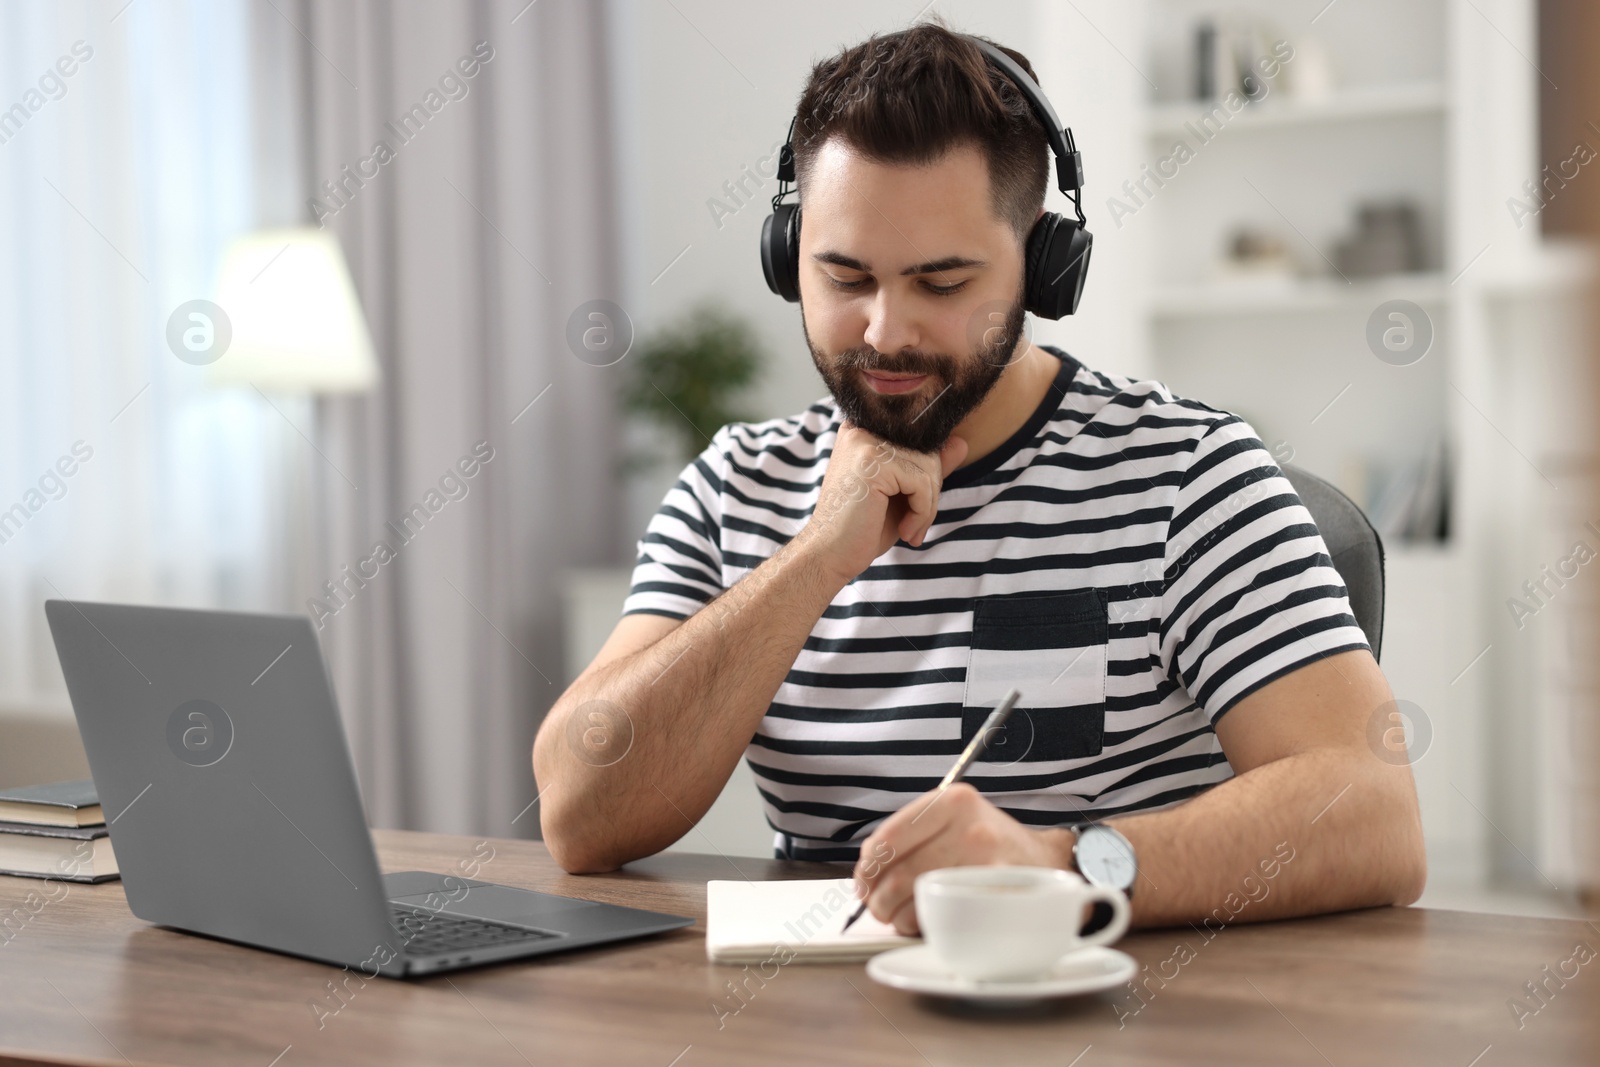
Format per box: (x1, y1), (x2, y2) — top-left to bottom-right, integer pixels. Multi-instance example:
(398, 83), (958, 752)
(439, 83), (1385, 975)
(760, 35), (1092, 319)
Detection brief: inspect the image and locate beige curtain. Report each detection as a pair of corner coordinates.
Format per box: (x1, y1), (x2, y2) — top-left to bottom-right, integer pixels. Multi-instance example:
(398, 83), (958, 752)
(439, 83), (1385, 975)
(261, 0), (623, 836)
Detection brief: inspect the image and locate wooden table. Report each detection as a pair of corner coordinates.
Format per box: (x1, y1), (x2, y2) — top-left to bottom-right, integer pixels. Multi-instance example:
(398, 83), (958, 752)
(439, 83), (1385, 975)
(0, 829), (1596, 1066)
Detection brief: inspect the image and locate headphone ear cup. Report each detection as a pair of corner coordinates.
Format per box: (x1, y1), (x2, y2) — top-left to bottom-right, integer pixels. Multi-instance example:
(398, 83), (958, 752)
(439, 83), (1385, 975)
(1023, 211), (1093, 319)
(761, 202), (802, 302)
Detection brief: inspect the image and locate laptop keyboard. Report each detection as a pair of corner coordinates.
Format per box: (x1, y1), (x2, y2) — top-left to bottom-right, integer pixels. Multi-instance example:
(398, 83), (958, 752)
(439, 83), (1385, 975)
(389, 904), (562, 956)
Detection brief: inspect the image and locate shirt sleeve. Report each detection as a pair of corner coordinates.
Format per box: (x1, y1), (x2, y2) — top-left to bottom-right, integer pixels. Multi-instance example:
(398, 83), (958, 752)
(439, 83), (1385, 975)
(1158, 416), (1370, 722)
(620, 430), (728, 620)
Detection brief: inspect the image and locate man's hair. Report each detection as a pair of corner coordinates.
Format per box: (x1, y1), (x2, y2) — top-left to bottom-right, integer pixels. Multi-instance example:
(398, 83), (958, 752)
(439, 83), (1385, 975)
(791, 20), (1050, 244)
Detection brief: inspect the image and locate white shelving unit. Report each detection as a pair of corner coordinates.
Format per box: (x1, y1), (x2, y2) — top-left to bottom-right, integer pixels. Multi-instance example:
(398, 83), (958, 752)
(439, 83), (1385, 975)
(1150, 272), (1452, 319)
(1137, 0), (1593, 893)
(1146, 81), (1447, 139)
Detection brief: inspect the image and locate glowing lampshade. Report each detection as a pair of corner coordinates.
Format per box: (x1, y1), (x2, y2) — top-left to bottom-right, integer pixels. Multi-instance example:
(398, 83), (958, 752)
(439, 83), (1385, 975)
(206, 228), (379, 393)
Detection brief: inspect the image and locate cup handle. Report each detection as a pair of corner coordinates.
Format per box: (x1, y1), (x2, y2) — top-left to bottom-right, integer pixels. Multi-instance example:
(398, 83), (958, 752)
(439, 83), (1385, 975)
(1076, 885), (1131, 948)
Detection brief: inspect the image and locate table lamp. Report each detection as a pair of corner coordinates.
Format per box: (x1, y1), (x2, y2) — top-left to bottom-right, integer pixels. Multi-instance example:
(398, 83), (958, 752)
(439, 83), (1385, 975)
(206, 228), (379, 393)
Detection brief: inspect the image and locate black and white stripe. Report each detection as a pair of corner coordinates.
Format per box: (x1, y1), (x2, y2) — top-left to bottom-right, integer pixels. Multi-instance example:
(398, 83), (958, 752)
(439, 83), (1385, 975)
(624, 347), (1368, 862)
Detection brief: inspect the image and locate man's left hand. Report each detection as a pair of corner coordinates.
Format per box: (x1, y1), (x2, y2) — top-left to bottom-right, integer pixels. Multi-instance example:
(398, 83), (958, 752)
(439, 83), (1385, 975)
(851, 781), (1070, 935)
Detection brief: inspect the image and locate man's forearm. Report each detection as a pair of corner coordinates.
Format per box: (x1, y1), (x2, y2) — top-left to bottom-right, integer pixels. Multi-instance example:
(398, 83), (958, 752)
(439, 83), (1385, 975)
(534, 535), (845, 872)
(1052, 748), (1426, 929)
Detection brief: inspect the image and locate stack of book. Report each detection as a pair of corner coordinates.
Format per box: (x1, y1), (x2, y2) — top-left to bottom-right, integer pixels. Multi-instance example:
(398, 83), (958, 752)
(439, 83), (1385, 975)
(1365, 440), (1451, 544)
(0, 779), (119, 883)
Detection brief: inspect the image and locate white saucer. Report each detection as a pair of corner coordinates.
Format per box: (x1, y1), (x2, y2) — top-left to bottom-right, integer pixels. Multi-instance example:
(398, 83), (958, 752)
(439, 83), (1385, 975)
(866, 944), (1137, 1004)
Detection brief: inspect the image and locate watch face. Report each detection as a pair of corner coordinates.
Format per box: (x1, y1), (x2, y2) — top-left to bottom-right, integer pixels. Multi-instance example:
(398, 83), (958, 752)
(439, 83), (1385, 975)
(1078, 827), (1136, 890)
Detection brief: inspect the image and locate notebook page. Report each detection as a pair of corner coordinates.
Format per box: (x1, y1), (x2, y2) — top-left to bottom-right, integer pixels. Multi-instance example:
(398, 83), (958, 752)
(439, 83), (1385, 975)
(706, 878), (917, 963)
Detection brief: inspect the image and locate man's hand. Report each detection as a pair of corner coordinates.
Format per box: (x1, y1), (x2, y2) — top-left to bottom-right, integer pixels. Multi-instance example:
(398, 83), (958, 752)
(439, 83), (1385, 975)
(797, 423), (968, 587)
(851, 782), (1070, 935)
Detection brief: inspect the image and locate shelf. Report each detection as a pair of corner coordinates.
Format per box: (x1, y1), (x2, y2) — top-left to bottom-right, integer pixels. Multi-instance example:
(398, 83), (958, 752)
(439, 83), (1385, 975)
(1146, 82), (1447, 140)
(1478, 239), (1599, 298)
(1149, 272), (1450, 320)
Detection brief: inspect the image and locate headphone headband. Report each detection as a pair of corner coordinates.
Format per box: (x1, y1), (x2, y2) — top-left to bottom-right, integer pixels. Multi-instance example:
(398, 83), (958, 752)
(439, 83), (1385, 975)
(771, 38), (1085, 215)
(965, 38), (1085, 216)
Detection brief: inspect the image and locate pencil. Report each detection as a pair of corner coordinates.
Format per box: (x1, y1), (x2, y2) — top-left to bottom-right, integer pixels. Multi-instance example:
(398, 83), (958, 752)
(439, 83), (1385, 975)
(839, 688), (1022, 934)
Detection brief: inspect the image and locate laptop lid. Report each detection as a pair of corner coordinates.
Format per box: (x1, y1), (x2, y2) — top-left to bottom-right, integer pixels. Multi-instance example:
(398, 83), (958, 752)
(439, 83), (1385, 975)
(45, 600), (399, 972)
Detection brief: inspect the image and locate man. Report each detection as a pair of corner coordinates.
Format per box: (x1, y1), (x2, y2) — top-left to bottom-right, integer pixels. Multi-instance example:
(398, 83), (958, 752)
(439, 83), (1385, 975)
(533, 23), (1426, 933)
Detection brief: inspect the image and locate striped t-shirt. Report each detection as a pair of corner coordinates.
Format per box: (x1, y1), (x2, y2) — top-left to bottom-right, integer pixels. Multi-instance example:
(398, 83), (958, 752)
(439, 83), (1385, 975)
(623, 346), (1368, 862)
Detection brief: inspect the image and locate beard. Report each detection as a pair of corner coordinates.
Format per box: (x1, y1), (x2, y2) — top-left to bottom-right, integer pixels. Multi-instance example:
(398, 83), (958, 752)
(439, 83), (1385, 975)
(803, 295), (1027, 455)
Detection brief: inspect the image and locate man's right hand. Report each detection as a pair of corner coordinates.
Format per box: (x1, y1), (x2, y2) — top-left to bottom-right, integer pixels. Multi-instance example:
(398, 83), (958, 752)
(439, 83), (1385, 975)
(797, 422), (968, 587)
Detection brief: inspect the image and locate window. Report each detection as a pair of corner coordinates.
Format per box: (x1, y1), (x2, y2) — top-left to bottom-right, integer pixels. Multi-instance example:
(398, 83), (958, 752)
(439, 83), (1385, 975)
(0, 0), (289, 708)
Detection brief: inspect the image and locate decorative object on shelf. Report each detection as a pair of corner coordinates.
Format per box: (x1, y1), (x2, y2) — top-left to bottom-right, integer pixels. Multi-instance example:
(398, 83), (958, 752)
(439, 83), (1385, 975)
(1216, 224), (1297, 280)
(621, 302), (764, 465)
(1193, 17), (1278, 103)
(1193, 20), (1219, 100)
(1156, 15), (1331, 106)
(1332, 200), (1426, 278)
(1281, 35), (1334, 103)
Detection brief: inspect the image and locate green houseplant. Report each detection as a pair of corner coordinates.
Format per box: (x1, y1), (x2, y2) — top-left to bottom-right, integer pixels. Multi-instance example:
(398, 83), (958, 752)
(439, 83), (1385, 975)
(621, 302), (764, 466)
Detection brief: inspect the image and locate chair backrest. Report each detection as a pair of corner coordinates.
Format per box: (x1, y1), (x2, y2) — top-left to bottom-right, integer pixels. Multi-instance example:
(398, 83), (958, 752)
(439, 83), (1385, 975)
(1281, 465), (1386, 661)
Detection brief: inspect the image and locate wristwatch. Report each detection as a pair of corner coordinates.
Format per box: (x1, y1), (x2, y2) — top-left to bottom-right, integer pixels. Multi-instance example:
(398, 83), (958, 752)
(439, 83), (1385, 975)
(1071, 822), (1137, 898)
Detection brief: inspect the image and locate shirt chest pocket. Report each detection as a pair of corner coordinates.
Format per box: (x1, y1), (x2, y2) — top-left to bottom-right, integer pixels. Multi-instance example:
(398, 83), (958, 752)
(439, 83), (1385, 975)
(961, 590), (1108, 763)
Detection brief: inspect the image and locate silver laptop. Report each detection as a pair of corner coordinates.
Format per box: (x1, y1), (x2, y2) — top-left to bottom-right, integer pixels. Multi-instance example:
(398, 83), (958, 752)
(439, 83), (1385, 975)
(45, 599), (692, 977)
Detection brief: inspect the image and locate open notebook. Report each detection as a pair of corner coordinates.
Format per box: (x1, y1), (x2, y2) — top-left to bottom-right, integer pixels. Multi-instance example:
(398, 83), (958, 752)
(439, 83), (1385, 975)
(706, 878), (918, 963)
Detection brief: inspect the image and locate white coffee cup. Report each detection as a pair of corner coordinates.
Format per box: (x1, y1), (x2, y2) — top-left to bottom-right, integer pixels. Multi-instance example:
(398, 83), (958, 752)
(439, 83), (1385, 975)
(914, 865), (1131, 983)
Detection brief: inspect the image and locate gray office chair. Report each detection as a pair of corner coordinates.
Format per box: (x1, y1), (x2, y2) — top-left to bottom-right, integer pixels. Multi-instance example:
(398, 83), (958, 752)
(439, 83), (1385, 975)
(1282, 465), (1386, 661)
